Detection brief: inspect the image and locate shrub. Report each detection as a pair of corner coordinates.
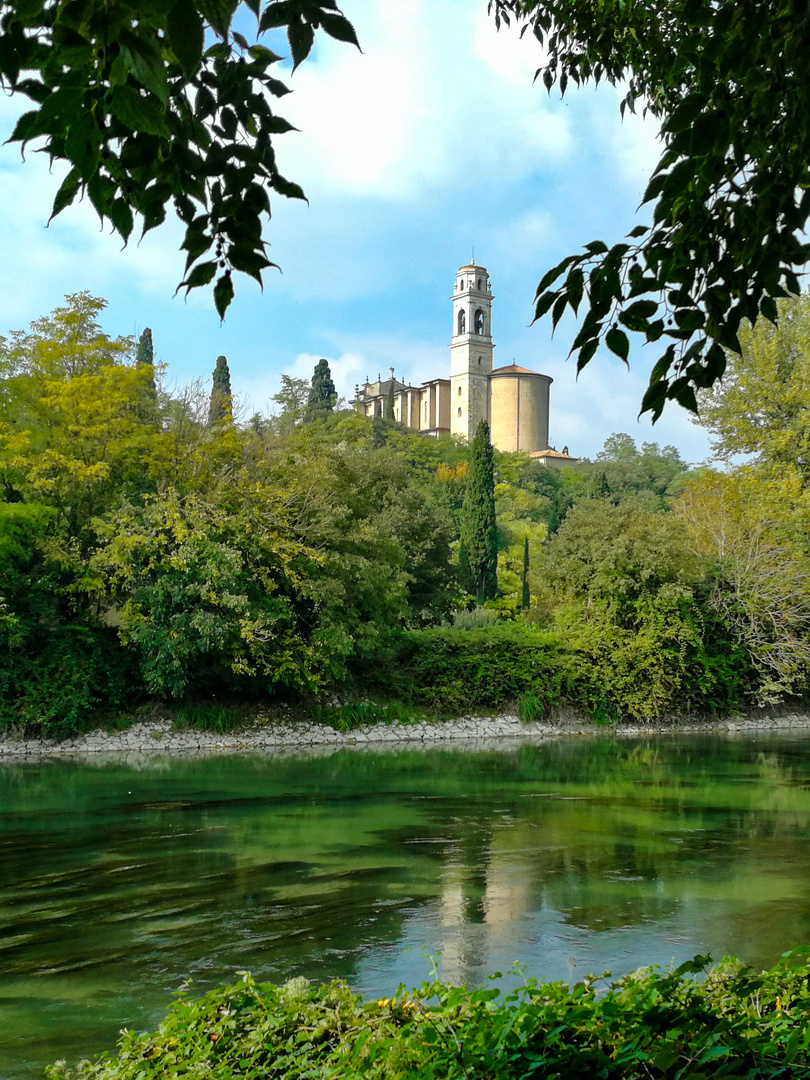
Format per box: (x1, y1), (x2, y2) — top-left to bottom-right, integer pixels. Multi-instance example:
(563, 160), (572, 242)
(47, 951), (810, 1079)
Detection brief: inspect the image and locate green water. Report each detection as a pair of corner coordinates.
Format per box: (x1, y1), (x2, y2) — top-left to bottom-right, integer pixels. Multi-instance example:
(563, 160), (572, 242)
(3, 733), (810, 1078)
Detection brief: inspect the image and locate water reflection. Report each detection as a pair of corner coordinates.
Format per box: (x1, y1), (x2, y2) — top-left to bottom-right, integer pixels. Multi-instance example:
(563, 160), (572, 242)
(2, 734), (810, 1077)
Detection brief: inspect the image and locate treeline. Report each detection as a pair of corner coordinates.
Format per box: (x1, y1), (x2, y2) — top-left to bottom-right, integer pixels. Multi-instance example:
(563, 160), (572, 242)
(2, 292), (810, 732)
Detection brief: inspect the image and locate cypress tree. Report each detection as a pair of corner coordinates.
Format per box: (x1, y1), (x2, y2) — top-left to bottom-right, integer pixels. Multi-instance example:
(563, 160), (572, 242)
(134, 327), (158, 420)
(384, 379), (395, 420)
(208, 355), (232, 425)
(136, 327), (154, 369)
(307, 358), (337, 418)
(458, 419), (498, 605)
(521, 535), (531, 610)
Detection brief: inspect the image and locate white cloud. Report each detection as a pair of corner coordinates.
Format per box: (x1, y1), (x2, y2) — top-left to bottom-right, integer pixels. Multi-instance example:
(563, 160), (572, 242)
(279, 0), (575, 202)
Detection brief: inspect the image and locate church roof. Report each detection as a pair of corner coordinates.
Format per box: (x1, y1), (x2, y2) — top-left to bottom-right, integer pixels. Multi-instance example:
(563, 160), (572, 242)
(491, 363), (540, 375)
(530, 448), (578, 460)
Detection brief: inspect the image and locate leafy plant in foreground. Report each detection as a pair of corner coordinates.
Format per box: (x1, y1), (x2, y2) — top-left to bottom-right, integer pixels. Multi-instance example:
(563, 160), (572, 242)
(47, 950), (810, 1079)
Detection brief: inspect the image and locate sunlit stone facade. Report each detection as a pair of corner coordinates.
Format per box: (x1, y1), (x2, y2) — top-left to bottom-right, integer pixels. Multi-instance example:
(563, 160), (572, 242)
(353, 262), (570, 457)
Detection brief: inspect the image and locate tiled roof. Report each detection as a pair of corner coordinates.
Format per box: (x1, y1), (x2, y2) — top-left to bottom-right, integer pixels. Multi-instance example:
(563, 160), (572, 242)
(529, 448), (577, 459)
(491, 363), (539, 375)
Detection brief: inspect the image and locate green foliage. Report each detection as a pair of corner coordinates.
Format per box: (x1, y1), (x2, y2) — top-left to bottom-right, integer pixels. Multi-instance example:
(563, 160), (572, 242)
(172, 703), (247, 734)
(459, 420), (497, 605)
(0, 505), (131, 733)
(307, 358), (337, 419)
(135, 327), (157, 403)
(46, 952), (810, 1080)
(0, 2), (359, 317)
(310, 700), (422, 732)
(492, 0), (810, 415)
(377, 624), (570, 715)
(208, 355), (232, 425)
(271, 374), (310, 430)
(521, 534), (530, 610)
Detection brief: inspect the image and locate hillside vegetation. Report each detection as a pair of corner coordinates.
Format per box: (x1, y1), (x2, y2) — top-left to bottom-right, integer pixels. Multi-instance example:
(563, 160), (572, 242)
(3, 294), (810, 733)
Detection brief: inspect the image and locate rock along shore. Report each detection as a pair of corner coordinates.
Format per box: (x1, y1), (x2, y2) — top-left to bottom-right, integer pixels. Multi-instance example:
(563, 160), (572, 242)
(1, 708), (810, 760)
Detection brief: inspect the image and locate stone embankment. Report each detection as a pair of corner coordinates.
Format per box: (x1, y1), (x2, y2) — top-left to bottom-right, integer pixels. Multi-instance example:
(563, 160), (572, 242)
(2, 710), (810, 760)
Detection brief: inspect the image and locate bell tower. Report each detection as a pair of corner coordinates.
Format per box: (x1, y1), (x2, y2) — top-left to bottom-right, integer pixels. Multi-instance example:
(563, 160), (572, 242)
(450, 262), (494, 441)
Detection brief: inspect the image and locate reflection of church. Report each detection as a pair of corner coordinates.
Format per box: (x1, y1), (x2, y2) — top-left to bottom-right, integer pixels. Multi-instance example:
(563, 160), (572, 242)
(353, 262), (577, 464)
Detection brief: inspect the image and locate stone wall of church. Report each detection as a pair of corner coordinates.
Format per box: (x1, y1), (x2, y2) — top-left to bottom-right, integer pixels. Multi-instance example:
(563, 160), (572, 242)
(490, 372), (551, 453)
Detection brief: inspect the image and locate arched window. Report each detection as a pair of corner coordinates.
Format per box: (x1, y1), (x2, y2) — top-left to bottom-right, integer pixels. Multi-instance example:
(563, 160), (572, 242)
(474, 309), (485, 335)
(458, 309), (466, 335)
(477, 278), (482, 290)
(457, 407), (462, 418)
(458, 385), (462, 396)
(478, 356), (481, 365)
(459, 279), (465, 290)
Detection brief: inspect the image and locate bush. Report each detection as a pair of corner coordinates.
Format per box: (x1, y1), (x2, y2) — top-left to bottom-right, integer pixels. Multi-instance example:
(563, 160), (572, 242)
(47, 951), (810, 1079)
(366, 624), (572, 715)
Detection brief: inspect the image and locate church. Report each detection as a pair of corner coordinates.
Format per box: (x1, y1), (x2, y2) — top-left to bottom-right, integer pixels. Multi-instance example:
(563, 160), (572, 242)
(352, 261), (577, 465)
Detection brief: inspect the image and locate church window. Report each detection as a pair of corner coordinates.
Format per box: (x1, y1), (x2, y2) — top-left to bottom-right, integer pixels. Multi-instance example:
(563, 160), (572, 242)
(460, 279), (465, 290)
(458, 309), (466, 335)
(477, 278), (482, 290)
(478, 356), (481, 365)
(458, 385), (462, 395)
(474, 308), (485, 335)
(457, 407), (462, 417)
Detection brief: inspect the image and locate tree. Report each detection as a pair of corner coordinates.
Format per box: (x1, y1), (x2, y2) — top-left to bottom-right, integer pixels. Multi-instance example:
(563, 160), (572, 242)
(492, 0), (810, 416)
(135, 327), (158, 412)
(384, 381), (395, 421)
(521, 534), (530, 610)
(0, 1), (359, 318)
(698, 293), (810, 483)
(272, 375), (310, 428)
(307, 358), (337, 419)
(136, 328), (154, 370)
(458, 419), (497, 605)
(208, 355), (232, 426)
(676, 469), (810, 703)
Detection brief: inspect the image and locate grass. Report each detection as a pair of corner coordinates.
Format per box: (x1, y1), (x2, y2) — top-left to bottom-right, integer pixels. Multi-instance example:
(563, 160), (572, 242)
(171, 703), (250, 734)
(310, 700), (432, 733)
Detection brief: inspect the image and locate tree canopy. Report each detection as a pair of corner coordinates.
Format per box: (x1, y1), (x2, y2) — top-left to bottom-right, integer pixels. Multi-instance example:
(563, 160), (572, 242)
(0, 0), (359, 318)
(492, 0), (810, 417)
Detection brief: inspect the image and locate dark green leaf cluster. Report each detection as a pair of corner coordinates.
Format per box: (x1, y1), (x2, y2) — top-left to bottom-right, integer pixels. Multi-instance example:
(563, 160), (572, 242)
(208, 353), (232, 424)
(491, 0), (810, 416)
(47, 950), (810, 1079)
(306, 357), (337, 417)
(0, 0), (359, 317)
(459, 419), (498, 604)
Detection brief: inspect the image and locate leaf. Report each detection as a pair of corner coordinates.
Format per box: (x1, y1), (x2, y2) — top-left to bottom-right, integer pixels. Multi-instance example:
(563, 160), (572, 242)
(214, 270), (234, 318)
(180, 260), (217, 291)
(168, 0), (204, 77)
(110, 86), (170, 138)
(576, 338), (598, 372)
(288, 17), (315, 70)
(619, 299), (659, 333)
(319, 11), (361, 49)
(49, 167), (82, 220)
(108, 198), (134, 242)
(640, 379), (667, 418)
(606, 327), (630, 363)
(198, 0), (238, 39)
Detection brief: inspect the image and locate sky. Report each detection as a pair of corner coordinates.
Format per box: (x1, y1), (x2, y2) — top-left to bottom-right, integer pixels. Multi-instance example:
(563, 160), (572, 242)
(0, 0), (714, 463)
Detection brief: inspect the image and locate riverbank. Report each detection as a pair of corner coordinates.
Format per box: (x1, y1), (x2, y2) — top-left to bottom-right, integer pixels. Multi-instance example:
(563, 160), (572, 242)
(2, 706), (810, 758)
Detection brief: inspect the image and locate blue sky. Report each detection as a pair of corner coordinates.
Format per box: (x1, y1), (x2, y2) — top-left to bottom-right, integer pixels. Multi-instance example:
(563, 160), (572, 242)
(0, 0), (713, 462)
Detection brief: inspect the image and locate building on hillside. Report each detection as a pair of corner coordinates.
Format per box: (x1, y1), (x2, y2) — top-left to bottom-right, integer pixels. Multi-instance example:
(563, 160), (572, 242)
(353, 261), (579, 463)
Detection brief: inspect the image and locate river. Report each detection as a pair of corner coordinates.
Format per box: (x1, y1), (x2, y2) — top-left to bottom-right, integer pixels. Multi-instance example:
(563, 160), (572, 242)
(2, 732), (810, 1077)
